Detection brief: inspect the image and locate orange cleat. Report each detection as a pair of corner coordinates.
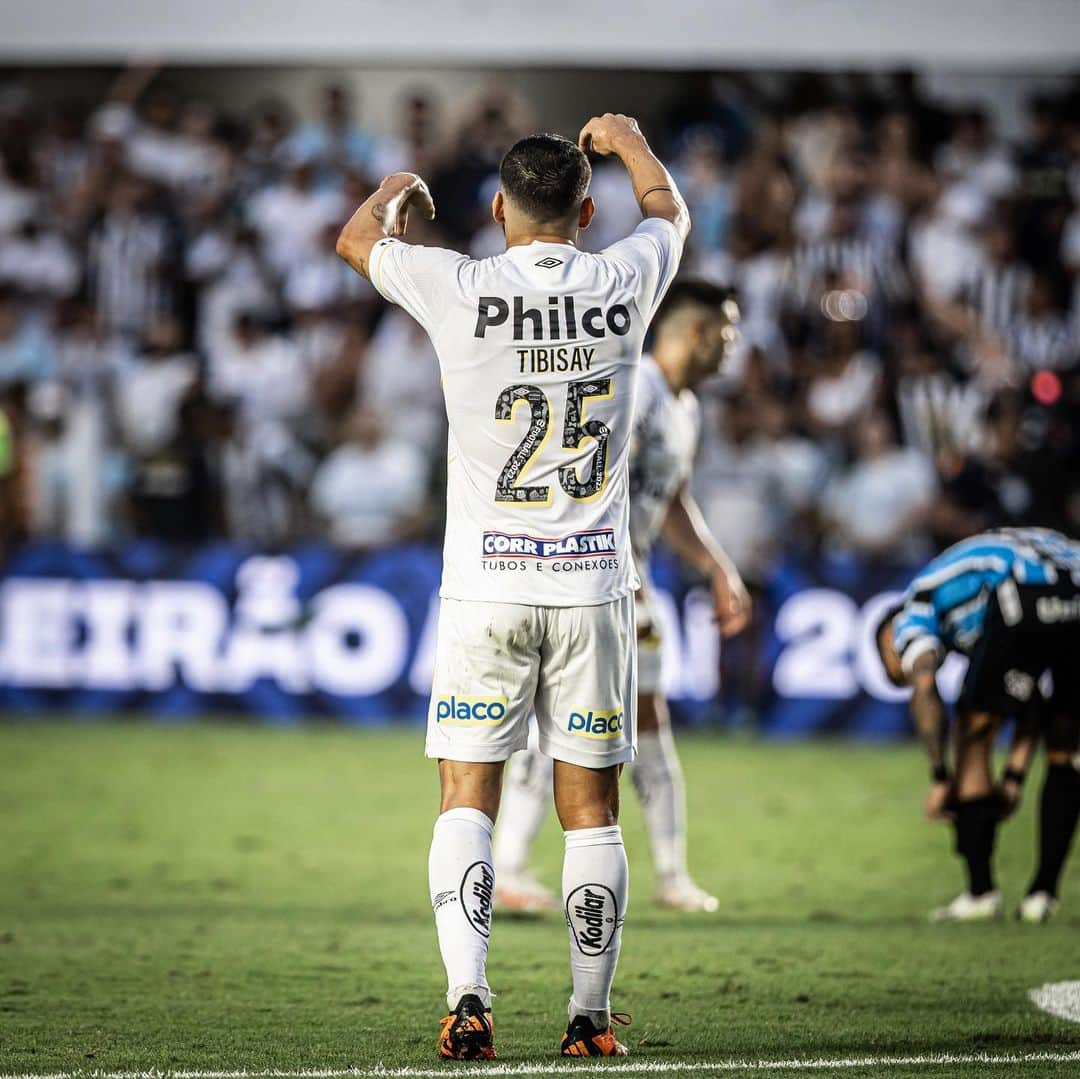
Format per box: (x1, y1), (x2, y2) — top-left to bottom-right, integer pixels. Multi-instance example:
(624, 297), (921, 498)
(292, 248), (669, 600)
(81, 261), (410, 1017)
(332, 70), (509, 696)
(436, 993), (496, 1060)
(560, 1011), (631, 1057)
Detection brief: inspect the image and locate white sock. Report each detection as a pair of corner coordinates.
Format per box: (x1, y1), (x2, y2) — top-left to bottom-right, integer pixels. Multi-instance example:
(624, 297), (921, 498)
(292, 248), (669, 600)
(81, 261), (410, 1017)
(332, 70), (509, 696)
(492, 747), (552, 875)
(563, 825), (628, 1028)
(429, 807), (495, 1011)
(630, 728), (688, 885)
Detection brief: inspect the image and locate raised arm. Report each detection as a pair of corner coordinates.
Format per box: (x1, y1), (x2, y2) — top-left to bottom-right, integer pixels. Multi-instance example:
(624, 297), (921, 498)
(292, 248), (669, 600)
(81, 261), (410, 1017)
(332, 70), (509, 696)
(577, 113), (690, 241)
(661, 483), (751, 637)
(335, 172), (436, 281)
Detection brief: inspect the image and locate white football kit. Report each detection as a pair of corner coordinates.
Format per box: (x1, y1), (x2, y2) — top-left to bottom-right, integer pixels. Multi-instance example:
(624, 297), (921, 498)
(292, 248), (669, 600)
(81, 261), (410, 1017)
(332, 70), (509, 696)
(369, 218), (683, 767)
(627, 354), (701, 692)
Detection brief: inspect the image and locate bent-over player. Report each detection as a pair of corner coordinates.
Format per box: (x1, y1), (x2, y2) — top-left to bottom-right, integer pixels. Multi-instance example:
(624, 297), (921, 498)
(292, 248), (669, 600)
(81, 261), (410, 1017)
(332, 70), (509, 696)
(876, 527), (1080, 922)
(337, 114), (688, 1058)
(493, 280), (750, 914)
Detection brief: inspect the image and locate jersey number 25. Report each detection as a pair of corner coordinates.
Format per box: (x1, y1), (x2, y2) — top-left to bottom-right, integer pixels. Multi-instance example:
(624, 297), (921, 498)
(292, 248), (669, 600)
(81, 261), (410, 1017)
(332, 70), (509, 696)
(494, 379), (613, 505)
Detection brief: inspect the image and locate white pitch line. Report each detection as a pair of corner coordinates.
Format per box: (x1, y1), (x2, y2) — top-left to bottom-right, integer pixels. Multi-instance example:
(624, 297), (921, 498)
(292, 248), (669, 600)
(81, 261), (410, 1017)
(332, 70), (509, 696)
(4, 1051), (1080, 1079)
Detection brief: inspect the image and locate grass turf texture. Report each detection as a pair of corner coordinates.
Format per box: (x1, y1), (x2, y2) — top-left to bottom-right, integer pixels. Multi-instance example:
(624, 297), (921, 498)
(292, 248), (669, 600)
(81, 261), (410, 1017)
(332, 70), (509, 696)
(0, 723), (1077, 1078)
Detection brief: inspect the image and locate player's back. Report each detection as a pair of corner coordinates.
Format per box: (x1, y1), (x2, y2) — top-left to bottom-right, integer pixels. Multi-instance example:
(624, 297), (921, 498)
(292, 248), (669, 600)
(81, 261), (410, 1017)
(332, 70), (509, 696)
(369, 218), (682, 606)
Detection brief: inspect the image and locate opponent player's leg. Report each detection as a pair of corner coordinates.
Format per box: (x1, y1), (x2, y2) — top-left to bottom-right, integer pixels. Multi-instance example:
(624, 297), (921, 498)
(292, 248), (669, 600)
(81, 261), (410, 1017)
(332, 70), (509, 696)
(492, 731), (556, 912)
(536, 595), (635, 1056)
(1021, 710), (1080, 922)
(931, 710), (1004, 922)
(425, 599), (540, 1059)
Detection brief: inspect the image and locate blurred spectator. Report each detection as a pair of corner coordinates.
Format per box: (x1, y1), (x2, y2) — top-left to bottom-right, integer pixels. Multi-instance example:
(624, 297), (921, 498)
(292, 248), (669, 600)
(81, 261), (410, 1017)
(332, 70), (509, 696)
(85, 173), (178, 342)
(0, 220), (80, 301)
(310, 407), (430, 549)
(247, 155), (343, 277)
(359, 308), (445, 455)
(821, 410), (936, 561)
(0, 287), (54, 385)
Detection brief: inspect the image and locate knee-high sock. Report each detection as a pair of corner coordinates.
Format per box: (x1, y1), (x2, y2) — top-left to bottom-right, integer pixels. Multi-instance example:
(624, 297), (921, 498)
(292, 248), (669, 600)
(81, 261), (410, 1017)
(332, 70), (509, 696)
(429, 807), (495, 1010)
(562, 825), (628, 1028)
(630, 728), (687, 884)
(953, 795), (1000, 896)
(1029, 763), (1080, 898)
(492, 747), (552, 875)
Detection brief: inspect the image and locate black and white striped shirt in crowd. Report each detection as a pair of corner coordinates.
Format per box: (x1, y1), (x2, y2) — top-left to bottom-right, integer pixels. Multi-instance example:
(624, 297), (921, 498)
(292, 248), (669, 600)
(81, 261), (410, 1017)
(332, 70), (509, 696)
(787, 235), (907, 308)
(86, 211), (175, 339)
(1005, 315), (1079, 373)
(957, 262), (1031, 333)
(897, 373), (987, 457)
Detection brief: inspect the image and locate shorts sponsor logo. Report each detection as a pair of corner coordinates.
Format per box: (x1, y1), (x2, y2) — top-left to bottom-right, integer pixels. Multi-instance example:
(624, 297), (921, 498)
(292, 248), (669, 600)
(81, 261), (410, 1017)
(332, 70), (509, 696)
(482, 528), (616, 560)
(460, 861), (495, 938)
(567, 708), (624, 739)
(565, 883), (618, 955)
(435, 695), (508, 725)
(1004, 668), (1035, 701)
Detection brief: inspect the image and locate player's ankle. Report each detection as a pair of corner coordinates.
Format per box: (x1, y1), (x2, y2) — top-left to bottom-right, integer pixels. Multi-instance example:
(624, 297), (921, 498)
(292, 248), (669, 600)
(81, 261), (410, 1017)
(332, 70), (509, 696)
(568, 997), (609, 1029)
(449, 985), (492, 1011)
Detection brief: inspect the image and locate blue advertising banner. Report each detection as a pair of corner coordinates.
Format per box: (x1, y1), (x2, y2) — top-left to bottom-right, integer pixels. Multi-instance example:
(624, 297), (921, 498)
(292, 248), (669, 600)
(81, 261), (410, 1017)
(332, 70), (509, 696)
(0, 542), (966, 736)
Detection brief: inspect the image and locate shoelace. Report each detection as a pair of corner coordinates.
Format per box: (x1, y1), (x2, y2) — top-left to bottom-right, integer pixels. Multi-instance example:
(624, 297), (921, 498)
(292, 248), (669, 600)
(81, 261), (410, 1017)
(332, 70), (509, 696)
(610, 1011), (632, 1027)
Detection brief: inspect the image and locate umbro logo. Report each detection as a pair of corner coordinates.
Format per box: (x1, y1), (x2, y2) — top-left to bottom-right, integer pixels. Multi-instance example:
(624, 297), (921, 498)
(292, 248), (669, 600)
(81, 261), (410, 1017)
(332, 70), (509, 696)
(535, 256), (563, 269)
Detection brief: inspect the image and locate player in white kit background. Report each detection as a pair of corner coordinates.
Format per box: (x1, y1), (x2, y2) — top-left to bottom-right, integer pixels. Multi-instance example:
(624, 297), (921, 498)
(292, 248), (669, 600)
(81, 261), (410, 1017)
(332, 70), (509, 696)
(493, 281), (750, 914)
(336, 113), (688, 1059)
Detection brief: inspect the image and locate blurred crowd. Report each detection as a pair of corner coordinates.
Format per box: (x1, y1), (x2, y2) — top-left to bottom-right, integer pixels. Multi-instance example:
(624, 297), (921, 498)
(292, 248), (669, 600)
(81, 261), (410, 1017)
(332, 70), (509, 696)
(0, 66), (1078, 575)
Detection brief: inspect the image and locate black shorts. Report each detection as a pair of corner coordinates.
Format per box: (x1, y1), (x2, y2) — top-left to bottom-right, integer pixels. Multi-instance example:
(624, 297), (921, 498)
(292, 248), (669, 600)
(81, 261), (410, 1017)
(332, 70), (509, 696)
(958, 578), (1080, 718)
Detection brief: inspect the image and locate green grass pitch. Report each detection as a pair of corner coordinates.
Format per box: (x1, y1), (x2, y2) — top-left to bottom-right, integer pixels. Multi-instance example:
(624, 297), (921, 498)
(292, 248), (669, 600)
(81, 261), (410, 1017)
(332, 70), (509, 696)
(0, 721), (1078, 1078)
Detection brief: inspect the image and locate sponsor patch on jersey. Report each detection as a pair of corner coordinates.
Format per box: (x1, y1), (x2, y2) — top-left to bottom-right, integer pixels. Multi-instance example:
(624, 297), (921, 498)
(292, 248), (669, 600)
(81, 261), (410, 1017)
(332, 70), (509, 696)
(565, 883), (619, 955)
(435, 695), (508, 725)
(482, 528), (616, 560)
(1004, 669), (1035, 701)
(566, 708), (625, 739)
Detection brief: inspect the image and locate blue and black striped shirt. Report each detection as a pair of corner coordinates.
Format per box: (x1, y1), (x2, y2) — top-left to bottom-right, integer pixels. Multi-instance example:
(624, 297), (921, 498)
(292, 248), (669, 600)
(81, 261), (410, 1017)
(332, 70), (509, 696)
(893, 528), (1080, 674)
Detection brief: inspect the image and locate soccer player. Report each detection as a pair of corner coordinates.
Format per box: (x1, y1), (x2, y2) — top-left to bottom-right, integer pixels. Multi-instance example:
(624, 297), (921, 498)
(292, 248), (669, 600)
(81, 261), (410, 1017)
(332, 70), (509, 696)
(492, 281), (750, 914)
(875, 527), (1080, 922)
(336, 113), (688, 1059)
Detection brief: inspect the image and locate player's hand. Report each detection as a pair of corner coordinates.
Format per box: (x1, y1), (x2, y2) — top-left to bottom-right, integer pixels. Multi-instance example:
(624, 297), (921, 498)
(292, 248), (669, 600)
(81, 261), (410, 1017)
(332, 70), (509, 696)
(997, 778), (1023, 819)
(710, 567), (751, 638)
(378, 172), (436, 235)
(923, 781), (955, 822)
(578, 113), (645, 157)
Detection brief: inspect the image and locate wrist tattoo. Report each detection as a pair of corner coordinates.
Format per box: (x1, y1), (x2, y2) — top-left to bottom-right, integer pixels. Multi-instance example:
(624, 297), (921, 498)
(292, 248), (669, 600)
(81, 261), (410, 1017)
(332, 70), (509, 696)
(371, 201), (389, 225)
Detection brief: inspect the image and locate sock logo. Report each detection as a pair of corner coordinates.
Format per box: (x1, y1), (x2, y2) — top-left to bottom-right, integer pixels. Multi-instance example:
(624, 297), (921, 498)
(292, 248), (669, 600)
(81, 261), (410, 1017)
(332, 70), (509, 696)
(432, 889), (457, 913)
(567, 709), (624, 739)
(565, 883), (618, 956)
(435, 696), (508, 725)
(460, 861), (495, 938)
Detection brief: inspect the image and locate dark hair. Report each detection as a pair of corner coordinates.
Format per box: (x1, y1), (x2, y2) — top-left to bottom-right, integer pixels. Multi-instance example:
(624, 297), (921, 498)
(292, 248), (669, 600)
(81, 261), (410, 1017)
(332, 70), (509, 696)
(499, 134), (591, 223)
(653, 279), (737, 332)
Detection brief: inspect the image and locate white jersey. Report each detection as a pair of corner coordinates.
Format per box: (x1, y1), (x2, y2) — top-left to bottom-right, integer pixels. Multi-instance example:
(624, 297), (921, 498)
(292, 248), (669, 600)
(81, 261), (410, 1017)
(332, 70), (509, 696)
(628, 354), (701, 563)
(370, 217), (683, 606)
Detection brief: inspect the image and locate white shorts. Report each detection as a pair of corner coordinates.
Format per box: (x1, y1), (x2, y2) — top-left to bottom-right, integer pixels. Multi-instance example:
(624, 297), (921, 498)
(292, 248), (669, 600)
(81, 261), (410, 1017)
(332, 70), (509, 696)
(635, 582), (662, 695)
(637, 628), (662, 695)
(426, 595), (636, 769)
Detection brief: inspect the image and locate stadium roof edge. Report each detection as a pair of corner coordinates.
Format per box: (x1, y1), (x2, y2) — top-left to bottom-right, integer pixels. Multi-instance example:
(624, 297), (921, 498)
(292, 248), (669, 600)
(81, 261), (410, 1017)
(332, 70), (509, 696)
(2, 0), (1079, 69)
